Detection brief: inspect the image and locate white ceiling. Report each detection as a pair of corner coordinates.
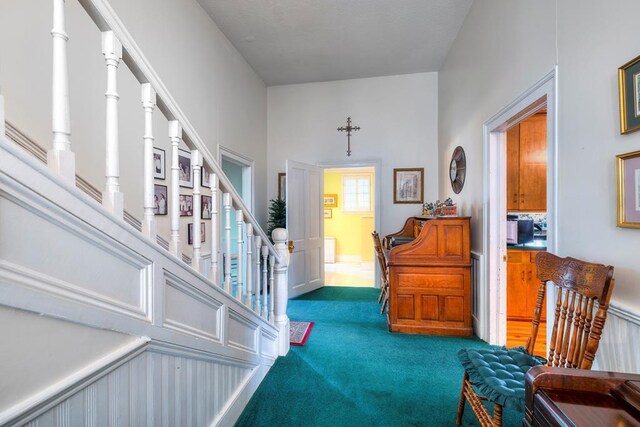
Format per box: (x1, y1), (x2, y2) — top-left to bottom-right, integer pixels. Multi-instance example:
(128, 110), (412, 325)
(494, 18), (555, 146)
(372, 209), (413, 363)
(196, 0), (474, 86)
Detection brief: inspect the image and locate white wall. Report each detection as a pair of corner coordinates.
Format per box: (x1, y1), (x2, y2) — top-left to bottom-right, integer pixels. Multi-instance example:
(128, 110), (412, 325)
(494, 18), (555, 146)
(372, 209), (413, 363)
(556, 0), (640, 312)
(268, 73), (439, 236)
(0, 0), (268, 244)
(439, 0), (640, 313)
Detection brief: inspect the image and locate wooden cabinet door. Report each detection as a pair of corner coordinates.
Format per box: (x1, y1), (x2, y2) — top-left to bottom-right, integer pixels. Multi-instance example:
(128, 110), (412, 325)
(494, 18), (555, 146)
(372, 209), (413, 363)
(507, 251), (529, 319)
(518, 114), (547, 211)
(506, 124), (520, 211)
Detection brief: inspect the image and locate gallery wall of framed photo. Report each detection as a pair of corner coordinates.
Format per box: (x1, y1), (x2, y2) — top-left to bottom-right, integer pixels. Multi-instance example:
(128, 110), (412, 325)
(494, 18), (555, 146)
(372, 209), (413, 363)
(152, 140), (216, 260)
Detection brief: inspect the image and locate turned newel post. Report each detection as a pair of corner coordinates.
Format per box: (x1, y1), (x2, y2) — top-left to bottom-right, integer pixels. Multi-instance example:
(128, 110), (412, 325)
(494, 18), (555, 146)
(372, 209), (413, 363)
(141, 83), (156, 239)
(101, 31), (123, 217)
(272, 228), (290, 356)
(191, 150), (203, 272)
(168, 121), (182, 257)
(49, 0), (76, 184)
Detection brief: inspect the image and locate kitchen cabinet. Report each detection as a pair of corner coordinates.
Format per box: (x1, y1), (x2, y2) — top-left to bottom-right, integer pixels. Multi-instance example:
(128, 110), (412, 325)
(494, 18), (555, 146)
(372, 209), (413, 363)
(507, 249), (546, 321)
(507, 114), (547, 212)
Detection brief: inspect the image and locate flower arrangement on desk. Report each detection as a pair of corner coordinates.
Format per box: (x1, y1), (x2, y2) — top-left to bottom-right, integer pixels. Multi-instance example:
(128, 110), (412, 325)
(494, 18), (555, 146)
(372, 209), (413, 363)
(422, 198), (458, 216)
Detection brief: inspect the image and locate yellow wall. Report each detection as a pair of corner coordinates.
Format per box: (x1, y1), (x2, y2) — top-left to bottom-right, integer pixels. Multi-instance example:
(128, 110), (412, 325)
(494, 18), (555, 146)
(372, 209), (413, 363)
(324, 170), (374, 262)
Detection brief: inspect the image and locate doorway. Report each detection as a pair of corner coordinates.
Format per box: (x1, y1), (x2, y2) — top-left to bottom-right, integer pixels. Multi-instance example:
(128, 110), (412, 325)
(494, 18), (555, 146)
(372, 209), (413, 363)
(323, 166), (376, 287)
(482, 69), (557, 347)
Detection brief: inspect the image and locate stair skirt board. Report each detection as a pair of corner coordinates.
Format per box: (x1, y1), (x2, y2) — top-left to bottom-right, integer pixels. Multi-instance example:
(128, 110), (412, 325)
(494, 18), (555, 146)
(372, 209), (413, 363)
(2, 340), (269, 427)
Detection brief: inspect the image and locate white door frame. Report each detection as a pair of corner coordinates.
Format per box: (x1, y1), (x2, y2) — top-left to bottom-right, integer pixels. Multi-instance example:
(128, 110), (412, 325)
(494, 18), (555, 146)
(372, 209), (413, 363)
(482, 68), (558, 345)
(217, 145), (255, 211)
(317, 159), (382, 289)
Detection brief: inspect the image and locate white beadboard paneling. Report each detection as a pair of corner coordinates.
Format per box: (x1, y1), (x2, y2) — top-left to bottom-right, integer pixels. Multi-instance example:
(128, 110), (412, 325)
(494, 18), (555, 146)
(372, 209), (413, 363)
(0, 137), (279, 426)
(227, 309), (259, 354)
(17, 345), (257, 427)
(163, 272), (223, 343)
(594, 303), (640, 374)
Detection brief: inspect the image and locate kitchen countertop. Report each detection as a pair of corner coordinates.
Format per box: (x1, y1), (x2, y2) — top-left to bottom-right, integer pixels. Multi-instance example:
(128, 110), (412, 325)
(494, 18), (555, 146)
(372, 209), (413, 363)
(507, 240), (547, 250)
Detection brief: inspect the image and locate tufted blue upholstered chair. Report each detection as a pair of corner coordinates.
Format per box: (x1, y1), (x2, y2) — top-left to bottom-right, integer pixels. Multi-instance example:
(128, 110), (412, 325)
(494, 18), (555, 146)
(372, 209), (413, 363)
(455, 252), (615, 426)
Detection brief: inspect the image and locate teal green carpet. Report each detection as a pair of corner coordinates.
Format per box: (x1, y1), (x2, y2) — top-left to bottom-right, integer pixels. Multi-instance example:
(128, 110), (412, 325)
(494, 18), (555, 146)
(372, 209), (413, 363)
(236, 287), (522, 426)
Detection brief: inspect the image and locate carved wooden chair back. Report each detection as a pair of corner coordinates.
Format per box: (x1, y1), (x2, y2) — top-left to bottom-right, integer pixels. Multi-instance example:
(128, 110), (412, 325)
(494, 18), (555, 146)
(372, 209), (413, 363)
(372, 231), (388, 281)
(528, 252), (615, 370)
(372, 231), (390, 312)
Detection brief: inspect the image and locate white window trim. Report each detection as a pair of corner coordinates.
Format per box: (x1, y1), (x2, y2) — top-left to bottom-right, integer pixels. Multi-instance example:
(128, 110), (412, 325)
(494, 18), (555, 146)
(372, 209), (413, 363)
(342, 174), (372, 213)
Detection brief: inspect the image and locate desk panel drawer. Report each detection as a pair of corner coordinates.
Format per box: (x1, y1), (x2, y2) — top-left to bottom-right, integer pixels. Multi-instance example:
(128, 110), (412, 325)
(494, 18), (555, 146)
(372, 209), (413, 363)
(396, 272), (465, 289)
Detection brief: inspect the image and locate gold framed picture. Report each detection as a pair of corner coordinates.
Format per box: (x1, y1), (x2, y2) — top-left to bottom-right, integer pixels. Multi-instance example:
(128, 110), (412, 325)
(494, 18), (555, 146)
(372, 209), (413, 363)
(393, 168), (424, 204)
(616, 150), (640, 228)
(324, 209), (332, 219)
(324, 194), (338, 207)
(618, 54), (640, 134)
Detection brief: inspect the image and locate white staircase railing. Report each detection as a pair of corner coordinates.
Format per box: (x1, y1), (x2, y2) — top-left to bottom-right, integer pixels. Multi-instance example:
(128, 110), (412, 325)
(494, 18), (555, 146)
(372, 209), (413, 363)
(41, 0), (291, 353)
(0, 0), (292, 423)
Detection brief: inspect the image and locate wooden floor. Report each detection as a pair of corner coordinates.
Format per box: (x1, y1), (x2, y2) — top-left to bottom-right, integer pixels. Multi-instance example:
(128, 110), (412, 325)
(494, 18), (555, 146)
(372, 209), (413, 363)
(506, 319), (547, 357)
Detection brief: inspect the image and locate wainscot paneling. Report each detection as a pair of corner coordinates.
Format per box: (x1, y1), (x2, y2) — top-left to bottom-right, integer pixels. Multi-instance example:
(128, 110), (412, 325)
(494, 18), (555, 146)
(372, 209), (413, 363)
(594, 302), (640, 374)
(0, 139), (280, 426)
(163, 271), (223, 343)
(8, 342), (257, 427)
(227, 309), (259, 355)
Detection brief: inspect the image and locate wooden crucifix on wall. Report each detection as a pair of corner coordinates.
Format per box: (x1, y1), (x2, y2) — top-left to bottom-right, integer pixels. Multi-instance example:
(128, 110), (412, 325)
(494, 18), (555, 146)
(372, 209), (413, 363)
(337, 117), (360, 156)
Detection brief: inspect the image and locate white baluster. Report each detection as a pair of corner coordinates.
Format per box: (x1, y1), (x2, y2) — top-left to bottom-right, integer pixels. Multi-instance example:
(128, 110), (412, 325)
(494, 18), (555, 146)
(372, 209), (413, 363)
(223, 193), (232, 294)
(141, 83), (156, 239)
(101, 31), (123, 217)
(48, 0), (76, 184)
(269, 252), (276, 323)
(236, 210), (244, 303)
(254, 235), (262, 313)
(168, 121), (182, 257)
(209, 173), (219, 286)
(191, 150), (203, 272)
(261, 245), (269, 318)
(245, 224), (253, 309)
(272, 228), (290, 355)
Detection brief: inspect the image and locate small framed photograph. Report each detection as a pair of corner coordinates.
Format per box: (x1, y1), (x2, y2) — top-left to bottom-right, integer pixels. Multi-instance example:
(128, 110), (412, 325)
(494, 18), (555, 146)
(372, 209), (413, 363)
(324, 209), (332, 219)
(202, 168), (211, 188)
(619, 55), (640, 134)
(278, 172), (286, 200)
(188, 222), (205, 245)
(178, 149), (193, 188)
(393, 168), (424, 204)
(179, 194), (193, 217)
(154, 184), (167, 215)
(201, 195), (212, 219)
(324, 194), (338, 207)
(616, 150), (640, 228)
(153, 148), (166, 180)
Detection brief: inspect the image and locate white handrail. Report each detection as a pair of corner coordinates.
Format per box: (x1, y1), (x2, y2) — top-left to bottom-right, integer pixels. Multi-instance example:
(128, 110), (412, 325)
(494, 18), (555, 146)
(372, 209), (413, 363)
(76, 0), (280, 264)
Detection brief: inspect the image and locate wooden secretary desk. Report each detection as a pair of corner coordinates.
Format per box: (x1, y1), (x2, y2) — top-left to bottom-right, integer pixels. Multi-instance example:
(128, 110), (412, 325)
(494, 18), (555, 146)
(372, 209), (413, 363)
(385, 216), (472, 336)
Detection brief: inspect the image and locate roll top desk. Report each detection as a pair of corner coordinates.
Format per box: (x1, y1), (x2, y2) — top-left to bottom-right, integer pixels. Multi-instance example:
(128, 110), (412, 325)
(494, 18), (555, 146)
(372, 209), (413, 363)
(385, 216), (472, 336)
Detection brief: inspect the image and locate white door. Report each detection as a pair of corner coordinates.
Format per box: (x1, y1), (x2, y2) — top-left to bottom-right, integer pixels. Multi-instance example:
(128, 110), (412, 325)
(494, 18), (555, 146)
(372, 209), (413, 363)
(286, 160), (324, 298)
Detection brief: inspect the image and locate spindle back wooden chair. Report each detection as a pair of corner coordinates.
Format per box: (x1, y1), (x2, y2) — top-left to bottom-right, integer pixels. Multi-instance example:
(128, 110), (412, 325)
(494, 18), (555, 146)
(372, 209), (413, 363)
(372, 231), (389, 314)
(456, 252), (615, 427)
